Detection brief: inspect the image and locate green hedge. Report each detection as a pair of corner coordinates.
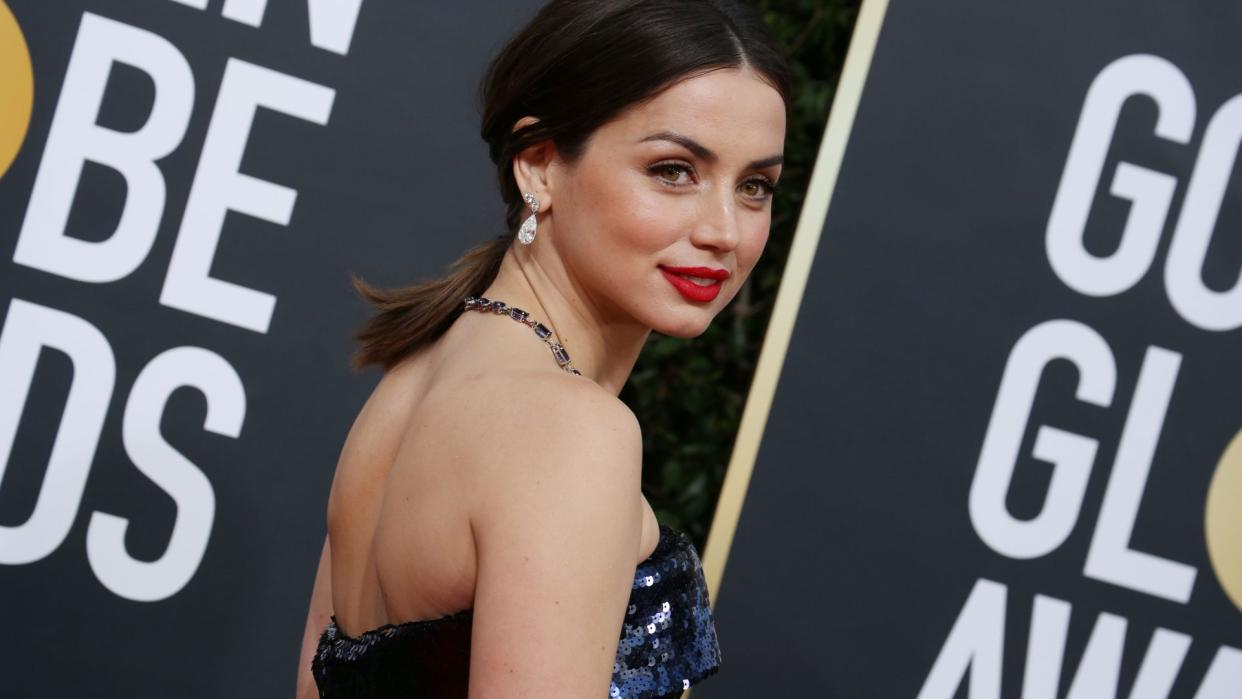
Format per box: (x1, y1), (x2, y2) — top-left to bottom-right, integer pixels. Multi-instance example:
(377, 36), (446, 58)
(620, 0), (861, 549)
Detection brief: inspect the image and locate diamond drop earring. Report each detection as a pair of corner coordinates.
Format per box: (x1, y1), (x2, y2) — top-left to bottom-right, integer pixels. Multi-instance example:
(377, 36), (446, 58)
(518, 192), (540, 245)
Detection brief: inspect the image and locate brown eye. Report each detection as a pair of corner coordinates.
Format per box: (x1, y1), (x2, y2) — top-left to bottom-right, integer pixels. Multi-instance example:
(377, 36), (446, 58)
(650, 162), (691, 185)
(740, 177), (777, 200)
(660, 166), (682, 181)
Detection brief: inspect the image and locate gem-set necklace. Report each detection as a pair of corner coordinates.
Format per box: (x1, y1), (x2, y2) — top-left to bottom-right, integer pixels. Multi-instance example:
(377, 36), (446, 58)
(463, 295), (582, 376)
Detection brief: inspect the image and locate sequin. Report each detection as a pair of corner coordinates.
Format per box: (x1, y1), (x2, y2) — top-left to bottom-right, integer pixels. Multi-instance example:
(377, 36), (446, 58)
(311, 525), (720, 698)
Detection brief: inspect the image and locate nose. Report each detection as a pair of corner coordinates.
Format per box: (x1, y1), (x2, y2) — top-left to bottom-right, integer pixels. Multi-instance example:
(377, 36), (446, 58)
(689, 185), (740, 254)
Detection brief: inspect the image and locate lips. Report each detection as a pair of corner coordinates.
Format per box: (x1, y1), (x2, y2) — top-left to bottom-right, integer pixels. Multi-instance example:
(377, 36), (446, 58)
(659, 265), (729, 303)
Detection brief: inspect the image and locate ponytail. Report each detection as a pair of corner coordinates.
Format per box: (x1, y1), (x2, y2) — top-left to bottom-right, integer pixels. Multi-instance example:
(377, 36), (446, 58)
(349, 234), (510, 371)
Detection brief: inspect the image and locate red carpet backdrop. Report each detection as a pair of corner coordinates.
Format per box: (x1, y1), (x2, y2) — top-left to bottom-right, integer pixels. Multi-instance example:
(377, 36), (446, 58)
(0, 1), (544, 695)
(699, 0), (1242, 697)
(5, 0), (1242, 697)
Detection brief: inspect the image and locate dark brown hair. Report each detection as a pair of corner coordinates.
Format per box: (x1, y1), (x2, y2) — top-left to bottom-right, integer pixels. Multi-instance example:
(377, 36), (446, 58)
(350, 0), (791, 371)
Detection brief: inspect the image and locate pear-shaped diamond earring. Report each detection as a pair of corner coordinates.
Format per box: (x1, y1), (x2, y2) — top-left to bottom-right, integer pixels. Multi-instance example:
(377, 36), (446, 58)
(518, 192), (540, 245)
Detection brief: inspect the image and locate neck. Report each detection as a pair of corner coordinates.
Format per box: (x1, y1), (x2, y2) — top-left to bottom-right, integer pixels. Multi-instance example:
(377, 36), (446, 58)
(479, 242), (650, 396)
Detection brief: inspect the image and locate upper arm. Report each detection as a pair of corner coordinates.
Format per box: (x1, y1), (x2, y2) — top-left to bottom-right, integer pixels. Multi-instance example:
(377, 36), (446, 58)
(296, 534), (332, 698)
(465, 383), (644, 698)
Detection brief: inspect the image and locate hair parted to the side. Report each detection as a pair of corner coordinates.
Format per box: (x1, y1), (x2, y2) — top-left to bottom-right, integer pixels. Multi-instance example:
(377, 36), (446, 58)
(350, 0), (791, 372)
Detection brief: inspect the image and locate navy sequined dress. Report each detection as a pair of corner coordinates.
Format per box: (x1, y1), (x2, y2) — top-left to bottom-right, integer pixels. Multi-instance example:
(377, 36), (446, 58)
(311, 524), (721, 698)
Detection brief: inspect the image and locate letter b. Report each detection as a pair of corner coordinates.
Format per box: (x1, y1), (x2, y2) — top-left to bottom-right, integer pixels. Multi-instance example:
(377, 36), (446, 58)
(13, 13), (193, 283)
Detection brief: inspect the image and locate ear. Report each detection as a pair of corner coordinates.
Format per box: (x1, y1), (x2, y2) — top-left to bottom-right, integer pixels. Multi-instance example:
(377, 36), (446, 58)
(511, 116), (555, 212)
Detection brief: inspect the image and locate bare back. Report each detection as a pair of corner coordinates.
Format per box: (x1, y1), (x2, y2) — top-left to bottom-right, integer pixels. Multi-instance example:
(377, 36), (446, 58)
(324, 310), (660, 639)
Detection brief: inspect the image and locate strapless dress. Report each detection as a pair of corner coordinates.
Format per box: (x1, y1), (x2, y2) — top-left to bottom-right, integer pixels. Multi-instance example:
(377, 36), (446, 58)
(311, 524), (721, 698)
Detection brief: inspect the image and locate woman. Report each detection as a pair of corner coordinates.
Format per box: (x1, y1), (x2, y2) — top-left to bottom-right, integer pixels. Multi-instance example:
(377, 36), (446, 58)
(296, 0), (789, 696)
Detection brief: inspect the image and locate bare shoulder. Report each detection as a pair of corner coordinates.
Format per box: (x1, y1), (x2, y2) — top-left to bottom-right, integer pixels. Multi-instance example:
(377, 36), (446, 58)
(447, 370), (643, 492)
(413, 367), (645, 535)
(454, 371), (645, 697)
(454, 370), (644, 530)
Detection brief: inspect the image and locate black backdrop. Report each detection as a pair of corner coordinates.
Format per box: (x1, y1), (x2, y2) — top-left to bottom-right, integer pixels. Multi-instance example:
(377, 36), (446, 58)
(698, 1), (1242, 697)
(6, 1), (1242, 697)
(0, 1), (543, 695)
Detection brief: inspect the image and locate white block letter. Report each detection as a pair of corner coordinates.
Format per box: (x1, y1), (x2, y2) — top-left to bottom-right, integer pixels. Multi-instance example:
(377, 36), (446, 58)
(160, 59), (334, 333)
(0, 299), (115, 564)
(1195, 646), (1242, 699)
(1021, 594), (1072, 699)
(86, 346), (245, 602)
(220, 0), (365, 55)
(1046, 54), (1194, 297)
(1064, 612), (1127, 699)
(1166, 94), (1242, 331)
(13, 13), (193, 283)
(970, 320), (1116, 559)
(1085, 346), (1198, 602)
(917, 578), (1006, 699)
(1129, 628), (1192, 699)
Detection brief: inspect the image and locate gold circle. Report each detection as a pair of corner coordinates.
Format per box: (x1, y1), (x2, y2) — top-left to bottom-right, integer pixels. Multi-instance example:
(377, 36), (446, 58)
(0, 0), (34, 180)
(1206, 428), (1242, 613)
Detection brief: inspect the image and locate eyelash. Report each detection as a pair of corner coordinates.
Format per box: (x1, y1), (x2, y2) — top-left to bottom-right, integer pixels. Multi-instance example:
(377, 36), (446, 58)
(648, 160), (779, 200)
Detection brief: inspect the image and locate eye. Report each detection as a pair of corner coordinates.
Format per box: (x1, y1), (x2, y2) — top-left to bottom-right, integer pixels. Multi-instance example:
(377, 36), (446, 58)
(740, 176), (778, 201)
(649, 161), (694, 186)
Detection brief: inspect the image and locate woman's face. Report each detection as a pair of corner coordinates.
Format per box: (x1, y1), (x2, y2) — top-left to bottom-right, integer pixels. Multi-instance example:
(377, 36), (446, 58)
(543, 66), (786, 338)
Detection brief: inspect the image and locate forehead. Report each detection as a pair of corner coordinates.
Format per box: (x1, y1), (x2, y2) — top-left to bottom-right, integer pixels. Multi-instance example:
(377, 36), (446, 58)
(597, 68), (786, 158)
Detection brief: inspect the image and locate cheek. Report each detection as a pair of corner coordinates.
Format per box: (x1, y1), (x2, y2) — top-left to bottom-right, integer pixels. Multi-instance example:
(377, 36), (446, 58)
(623, 191), (693, 252)
(580, 173), (691, 255)
(559, 174), (686, 299)
(737, 217), (771, 275)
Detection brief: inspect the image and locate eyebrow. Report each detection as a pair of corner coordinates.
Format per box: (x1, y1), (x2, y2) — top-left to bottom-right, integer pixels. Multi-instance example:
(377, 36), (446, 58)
(639, 130), (784, 171)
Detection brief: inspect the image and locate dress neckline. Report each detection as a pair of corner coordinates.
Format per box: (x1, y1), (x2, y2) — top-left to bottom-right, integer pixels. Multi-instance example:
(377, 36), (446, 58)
(329, 524), (679, 642)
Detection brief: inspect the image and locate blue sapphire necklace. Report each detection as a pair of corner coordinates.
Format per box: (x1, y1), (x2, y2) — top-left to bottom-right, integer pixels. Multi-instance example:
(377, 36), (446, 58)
(463, 295), (582, 376)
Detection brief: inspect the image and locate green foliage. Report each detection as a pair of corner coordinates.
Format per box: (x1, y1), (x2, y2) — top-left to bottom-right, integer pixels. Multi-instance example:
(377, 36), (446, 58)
(620, 0), (861, 549)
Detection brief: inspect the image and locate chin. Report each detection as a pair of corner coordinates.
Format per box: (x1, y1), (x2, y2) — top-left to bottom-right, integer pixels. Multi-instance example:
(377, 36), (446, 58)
(651, 311), (715, 338)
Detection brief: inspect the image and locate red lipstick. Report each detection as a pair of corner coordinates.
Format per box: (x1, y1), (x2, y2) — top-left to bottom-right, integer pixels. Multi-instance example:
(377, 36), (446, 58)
(659, 265), (730, 303)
